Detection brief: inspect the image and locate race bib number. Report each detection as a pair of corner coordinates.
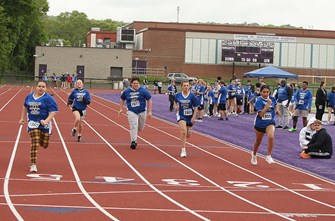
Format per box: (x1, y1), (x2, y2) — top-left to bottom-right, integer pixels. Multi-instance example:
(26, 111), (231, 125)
(131, 100), (140, 107)
(298, 100), (304, 105)
(183, 108), (193, 116)
(262, 112), (272, 120)
(231, 92), (235, 96)
(28, 121), (40, 129)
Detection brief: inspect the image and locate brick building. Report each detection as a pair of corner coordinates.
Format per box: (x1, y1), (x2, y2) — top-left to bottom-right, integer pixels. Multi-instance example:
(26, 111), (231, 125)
(126, 21), (335, 80)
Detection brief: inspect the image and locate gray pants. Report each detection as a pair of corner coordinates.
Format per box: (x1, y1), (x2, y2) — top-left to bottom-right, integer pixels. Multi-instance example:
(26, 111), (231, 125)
(127, 111), (147, 142)
(277, 103), (290, 127)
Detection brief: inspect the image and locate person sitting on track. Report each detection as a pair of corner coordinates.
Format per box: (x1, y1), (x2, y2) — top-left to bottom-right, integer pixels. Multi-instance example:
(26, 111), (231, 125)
(300, 119), (333, 159)
(174, 80), (199, 158)
(251, 85), (278, 165)
(299, 117), (316, 150)
(119, 76), (152, 149)
(20, 80), (58, 172)
(67, 79), (91, 142)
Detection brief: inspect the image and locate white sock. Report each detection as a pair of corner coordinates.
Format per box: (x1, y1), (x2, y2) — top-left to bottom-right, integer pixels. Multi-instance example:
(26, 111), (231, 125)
(182, 148), (186, 152)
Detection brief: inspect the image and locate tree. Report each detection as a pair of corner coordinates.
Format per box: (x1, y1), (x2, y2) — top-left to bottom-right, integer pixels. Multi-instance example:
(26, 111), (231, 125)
(0, 0), (48, 73)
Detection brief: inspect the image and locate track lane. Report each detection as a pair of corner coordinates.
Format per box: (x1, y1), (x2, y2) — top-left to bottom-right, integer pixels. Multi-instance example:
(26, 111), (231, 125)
(90, 91), (335, 220)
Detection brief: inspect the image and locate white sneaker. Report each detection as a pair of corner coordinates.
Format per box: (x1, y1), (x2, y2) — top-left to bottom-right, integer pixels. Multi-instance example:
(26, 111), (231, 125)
(180, 149), (187, 158)
(265, 155), (275, 164)
(30, 164), (38, 172)
(251, 153), (257, 165)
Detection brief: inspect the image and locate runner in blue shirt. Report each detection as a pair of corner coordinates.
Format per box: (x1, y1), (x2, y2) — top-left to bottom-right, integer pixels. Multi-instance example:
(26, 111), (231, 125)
(20, 80), (58, 172)
(119, 77), (152, 149)
(67, 79), (91, 142)
(175, 80), (199, 158)
(251, 85), (278, 166)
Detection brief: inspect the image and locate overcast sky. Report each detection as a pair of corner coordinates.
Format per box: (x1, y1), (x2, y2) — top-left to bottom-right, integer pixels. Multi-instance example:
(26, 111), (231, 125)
(47, 0), (335, 31)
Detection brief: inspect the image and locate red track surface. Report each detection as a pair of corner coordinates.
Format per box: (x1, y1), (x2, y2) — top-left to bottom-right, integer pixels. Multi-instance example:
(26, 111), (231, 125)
(0, 85), (334, 221)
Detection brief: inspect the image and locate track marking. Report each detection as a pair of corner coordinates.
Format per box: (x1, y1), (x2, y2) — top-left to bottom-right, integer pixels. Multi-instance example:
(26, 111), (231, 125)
(52, 118), (120, 220)
(87, 98), (296, 221)
(53, 89), (211, 221)
(0, 202), (334, 218)
(0, 86), (23, 112)
(93, 95), (335, 212)
(3, 125), (24, 220)
(148, 123), (335, 209)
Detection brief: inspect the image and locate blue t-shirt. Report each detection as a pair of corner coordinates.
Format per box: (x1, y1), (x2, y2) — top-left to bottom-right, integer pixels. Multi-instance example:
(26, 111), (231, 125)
(167, 85), (177, 95)
(207, 90), (215, 105)
(175, 92), (199, 121)
(236, 86), (244, 99)
(120, 87), (152, 114)
(277, 85), (290, 103)
(227, 84), (236, 97)
(24, 92), (58, 132)
(295, 89), (313, 110)
(254, 96), (277, 128)
(68, 88), (91, 110)
(218, 86), (227, 104)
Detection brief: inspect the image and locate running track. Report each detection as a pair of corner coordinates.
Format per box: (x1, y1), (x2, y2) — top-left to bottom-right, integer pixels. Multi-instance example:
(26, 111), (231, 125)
(0, 85), (334, 221)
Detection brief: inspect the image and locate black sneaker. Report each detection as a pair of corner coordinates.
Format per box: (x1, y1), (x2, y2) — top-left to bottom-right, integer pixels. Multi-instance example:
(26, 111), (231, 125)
(130, 141), (137, 149)
(275, 125), (283, 129)
(283, 126), (289, 130)
(71, 128), (76, 137)
(225, 117), (229, 121)
(218, 117), (223, 120)
(77, 135), (81, 142)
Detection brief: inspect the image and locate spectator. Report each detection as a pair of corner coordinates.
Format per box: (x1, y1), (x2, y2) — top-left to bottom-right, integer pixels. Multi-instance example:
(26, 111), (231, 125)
(299, 117), (316, 150)
(300, 119), (333, 159)
(275, 79), (293, 130)
(158, 81), (163, 94)
(326, 86), (335, 124)
(143, 77), (149, 89)
(243, 80), (252, 114)
(71, 74), (77, 88)
(51, 73), (58, 88)
(315, 81), (327, 121)
(167, 79), (177, 112)
(67, 73), (72, 89)
(153, 78), (158, 94)
(289, 81), (313, 132)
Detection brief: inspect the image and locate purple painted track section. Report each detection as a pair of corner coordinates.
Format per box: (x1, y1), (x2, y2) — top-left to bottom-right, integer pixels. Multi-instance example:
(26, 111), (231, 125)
(96, 92), (335, 182)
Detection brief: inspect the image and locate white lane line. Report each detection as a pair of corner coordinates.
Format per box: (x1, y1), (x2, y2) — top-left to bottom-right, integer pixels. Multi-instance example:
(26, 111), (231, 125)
(53, 89), (211, 221)
(0, 86), (24, 112)
(52, 118), (120, 221)
(89, 99), (295, 221)
(3, 125), (24, 221)
(0, 85), (15, 96)
(2, 202), (335, 218)
(148, 123), (335, 209)
(94, 94), (335, 186)
(84, 121), (211, 221)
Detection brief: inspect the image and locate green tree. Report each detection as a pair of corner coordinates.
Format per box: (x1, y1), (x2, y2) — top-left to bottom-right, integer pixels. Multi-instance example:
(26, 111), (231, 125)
(56, 11), (91, 47)
(0, 0), (48, 73)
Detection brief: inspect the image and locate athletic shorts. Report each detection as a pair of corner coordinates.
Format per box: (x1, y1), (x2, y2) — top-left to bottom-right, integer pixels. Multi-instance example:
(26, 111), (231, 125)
(72, 107), (85, 117)
(293, 109), (309, 118)
(228, 95), (236, 100)
(198, 105), (204, 111)
(254, 122), (275, 133)
(237, 98), (243, 106)
(218, 103), (226, 111)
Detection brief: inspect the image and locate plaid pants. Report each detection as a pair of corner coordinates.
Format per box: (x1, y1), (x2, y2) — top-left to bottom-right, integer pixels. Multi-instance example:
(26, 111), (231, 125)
(29, 129), (50, 164)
